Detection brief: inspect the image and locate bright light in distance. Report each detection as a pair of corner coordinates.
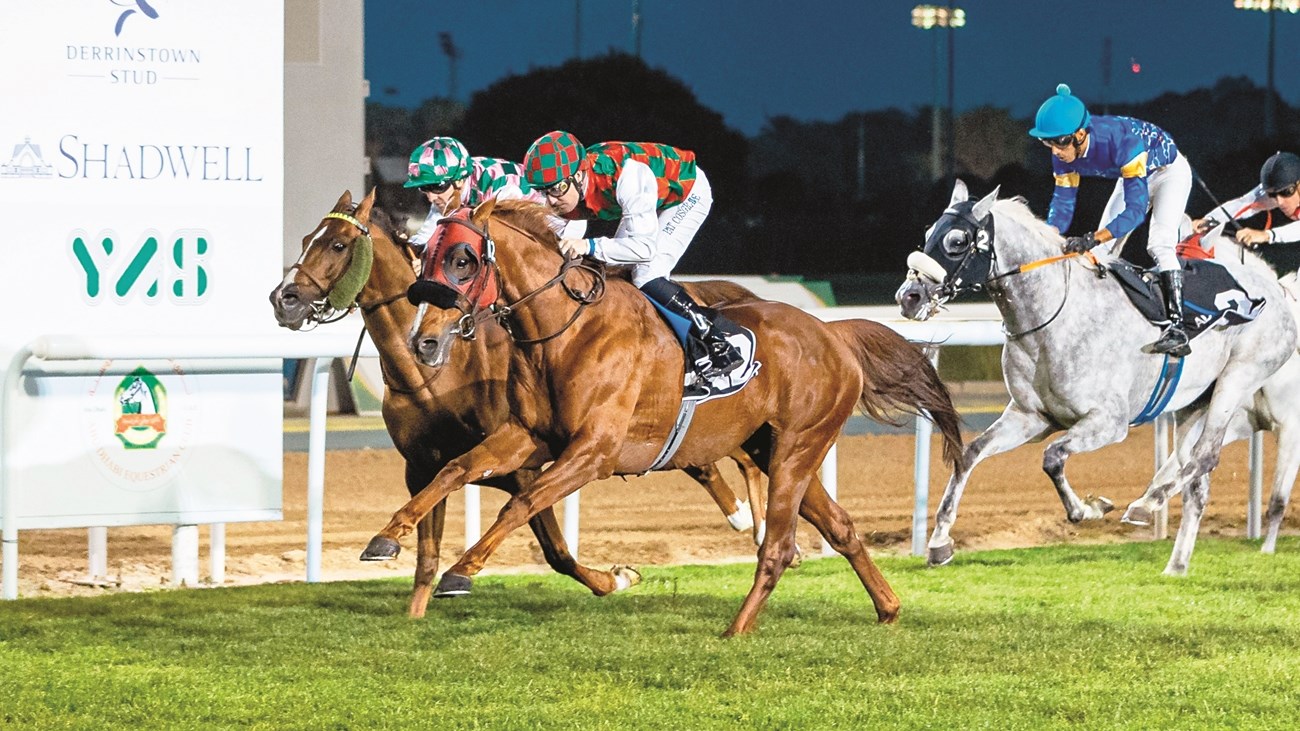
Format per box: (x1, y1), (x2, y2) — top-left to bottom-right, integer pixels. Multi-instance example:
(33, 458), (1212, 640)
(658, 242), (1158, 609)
(1130, 57), (1141, 73)
(1234, 0), (1300, 12)
(911, 5), (966, 29)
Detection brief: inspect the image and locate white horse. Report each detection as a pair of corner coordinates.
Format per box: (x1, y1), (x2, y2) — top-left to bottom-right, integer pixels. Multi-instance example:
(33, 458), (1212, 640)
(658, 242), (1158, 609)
(1146, 224), (1300, 555)
(895, 180), (1297, 575)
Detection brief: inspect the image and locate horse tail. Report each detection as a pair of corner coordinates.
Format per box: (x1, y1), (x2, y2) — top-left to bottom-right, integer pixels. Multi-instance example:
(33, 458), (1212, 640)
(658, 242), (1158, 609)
(828, 319), (965, 471)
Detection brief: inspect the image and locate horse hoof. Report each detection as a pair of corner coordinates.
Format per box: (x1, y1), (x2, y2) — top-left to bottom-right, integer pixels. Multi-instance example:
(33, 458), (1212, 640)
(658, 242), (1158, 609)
(1092, 496), (1115, 514)
(434, 573), (472, 598)
(789, 545), (804, 569)
(1120, 504), (1152, 527)
(360, 535), (401, 561)
(927, 541), (954, 567)
(612, 565), (642, 592)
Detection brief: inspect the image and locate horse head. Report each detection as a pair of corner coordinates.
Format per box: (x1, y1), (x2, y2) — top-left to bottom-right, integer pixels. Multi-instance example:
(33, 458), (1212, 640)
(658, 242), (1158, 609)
(271, 188), (416, 330)
(403, 199), (504, 367)
(896, 179), (1000, 321)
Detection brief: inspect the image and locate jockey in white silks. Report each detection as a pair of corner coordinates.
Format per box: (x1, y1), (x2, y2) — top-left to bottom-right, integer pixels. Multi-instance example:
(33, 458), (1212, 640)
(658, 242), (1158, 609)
(1029, 83), (1194, 357)
(1193, 151), (1300, 249)
(403, 136), (584, 252)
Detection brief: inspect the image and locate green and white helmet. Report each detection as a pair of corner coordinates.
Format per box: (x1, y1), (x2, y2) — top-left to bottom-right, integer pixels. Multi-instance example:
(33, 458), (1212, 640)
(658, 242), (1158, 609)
(404, 137), (472, 188)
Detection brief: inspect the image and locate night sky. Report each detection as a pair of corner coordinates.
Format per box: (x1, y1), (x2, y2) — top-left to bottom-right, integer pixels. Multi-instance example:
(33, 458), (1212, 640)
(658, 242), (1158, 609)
(364, 1), (1300, 137)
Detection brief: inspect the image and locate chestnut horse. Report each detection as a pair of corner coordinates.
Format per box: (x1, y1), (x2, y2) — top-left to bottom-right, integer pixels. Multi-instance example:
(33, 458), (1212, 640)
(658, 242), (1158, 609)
(269, 190), (769, 615)
(370, 199), (964, 636)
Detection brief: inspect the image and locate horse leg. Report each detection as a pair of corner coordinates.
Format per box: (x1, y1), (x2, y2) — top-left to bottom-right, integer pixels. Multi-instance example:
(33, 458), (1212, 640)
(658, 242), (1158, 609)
(1263, 419), (1300, 553)
(439, 435), (624, 585)
(519, 505), (640, 596)
(928, 405), (1054, 566)
(731, 449), (767, 544)
(725, 422), (842, 637)
(1163, 374), (1266, 575)
(798, 473), (898, 623)
(363, 422), (548, 560)
(682, 462), (753, 532)
(1122, 404), (1209, 525)
(409, 498), (447, 617)
(1165, 475), (1211, 575)
(1041, 411), (1130, 523)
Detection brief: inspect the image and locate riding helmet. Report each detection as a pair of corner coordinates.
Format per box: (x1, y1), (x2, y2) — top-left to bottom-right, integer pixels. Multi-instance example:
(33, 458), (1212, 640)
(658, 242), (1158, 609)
(1028, 84), (1091, 139)
(404, 137), (471, 188)
(522, 131), (586, 187)
(1260, 151), (1300, 193)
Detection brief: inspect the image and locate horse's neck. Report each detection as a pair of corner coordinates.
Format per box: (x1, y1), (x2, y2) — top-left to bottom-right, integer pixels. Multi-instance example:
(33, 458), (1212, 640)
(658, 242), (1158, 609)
(353, 237), (437, 393)
(492, 221), (595, 342)
(990, 214), (1100, 330)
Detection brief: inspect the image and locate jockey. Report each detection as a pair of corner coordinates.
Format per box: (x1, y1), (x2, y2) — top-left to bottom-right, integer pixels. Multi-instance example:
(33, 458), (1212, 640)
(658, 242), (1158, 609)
(1030, 83), (1193, 358)
(521, 130), (743, 380)
(403, 136), (583, 252)
(1192, 151), (1300, 248)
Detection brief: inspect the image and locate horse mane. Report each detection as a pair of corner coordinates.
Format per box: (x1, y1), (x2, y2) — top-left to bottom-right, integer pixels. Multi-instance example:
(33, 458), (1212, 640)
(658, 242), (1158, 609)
(489, 199), (561, 246)
(992, 196), (1063, 243)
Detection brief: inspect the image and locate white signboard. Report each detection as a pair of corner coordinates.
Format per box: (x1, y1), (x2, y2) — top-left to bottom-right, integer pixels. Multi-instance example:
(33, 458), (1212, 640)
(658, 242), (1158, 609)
(0, 1), (284, 528)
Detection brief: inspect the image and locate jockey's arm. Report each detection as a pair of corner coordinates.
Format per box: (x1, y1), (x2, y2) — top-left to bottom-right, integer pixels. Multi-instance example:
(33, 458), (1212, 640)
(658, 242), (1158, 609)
(1267, 218), (1300, 245)
(1100, 162), (1151, 243)
(1197, 185), (1272, 228)
(409, 205), (440, 248)
(593, 159), (659, 265)
(1045, 167), (1078, 234)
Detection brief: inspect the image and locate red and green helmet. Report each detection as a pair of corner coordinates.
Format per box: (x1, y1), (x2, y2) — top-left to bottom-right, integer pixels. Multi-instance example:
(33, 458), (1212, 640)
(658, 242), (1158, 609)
(522, 130), (586, 187)
(404, 137), (472, 188)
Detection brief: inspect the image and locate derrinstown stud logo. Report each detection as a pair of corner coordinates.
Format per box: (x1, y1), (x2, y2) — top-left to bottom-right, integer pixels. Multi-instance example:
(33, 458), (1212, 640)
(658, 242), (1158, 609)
(114, 368), (167, 449)
(112, 0), (160, 37)
(0, 137), (54, 179)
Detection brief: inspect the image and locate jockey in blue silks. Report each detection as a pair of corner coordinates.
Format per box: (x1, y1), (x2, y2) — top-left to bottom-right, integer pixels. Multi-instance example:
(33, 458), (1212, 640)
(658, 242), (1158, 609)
(1030, 83), (1194, 357)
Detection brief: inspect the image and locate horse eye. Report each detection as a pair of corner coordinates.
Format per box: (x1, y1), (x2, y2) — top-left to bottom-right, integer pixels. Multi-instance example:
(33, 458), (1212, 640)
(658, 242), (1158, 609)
(331, 240), (347, 252)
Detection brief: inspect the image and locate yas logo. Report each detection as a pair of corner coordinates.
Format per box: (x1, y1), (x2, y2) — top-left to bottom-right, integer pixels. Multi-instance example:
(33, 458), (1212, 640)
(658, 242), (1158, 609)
(112, 0), (160, 37)
(70, 229), (210, 304)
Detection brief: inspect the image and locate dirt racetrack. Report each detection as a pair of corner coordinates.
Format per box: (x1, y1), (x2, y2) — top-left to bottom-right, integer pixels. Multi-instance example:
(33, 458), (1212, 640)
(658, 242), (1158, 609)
(12, 416), (1297, 599)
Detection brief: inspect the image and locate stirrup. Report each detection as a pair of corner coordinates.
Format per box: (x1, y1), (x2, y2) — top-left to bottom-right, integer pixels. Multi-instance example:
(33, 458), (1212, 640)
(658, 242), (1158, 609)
(1148, 326), (1190, 357)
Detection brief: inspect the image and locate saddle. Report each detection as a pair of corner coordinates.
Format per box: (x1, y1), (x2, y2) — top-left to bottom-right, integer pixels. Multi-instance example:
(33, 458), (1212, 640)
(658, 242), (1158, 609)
(1103, 258), (1265, 338)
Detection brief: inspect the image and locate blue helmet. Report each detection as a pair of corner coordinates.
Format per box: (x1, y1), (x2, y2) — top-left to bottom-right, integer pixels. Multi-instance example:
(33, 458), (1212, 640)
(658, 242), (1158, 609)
(1029, 84), (1091, 138)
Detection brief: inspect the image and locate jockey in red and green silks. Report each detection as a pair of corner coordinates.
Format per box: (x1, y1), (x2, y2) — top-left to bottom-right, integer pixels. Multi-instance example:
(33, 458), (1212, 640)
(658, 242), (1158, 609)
(522, 130), (742, 380)
(403, 136), (584, 250)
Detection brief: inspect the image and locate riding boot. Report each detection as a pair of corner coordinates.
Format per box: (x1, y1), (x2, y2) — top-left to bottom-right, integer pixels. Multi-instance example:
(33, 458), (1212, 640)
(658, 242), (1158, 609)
(1150, 269), (1192, 357)
(640, 277), (744, 379)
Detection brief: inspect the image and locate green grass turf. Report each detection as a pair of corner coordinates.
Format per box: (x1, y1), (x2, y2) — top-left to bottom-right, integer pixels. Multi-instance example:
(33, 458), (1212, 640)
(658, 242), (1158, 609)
(2, 538), (1299, 730)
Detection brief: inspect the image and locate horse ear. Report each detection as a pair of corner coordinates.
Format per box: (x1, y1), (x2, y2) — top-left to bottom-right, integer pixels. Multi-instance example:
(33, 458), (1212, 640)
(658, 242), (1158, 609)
(971, 185), (1000, 221)
(355, 187), (377, 222)
(335, 190), (353, 210)
(473, 198), (497, 226)
(949, 179), (969, 208)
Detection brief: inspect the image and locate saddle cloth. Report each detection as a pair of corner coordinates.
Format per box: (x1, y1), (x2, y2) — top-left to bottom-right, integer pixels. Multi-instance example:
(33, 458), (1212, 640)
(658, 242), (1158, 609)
(1104, 258), (1265, 339)
(645, 298), (761, 404)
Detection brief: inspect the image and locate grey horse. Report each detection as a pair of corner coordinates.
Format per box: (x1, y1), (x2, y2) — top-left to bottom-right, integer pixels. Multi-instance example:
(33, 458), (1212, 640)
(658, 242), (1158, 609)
(895, 180), (1297, 576)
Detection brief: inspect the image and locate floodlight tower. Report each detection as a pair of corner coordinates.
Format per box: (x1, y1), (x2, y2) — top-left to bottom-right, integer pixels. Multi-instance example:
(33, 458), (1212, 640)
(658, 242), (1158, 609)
(911, 5), (965, 182)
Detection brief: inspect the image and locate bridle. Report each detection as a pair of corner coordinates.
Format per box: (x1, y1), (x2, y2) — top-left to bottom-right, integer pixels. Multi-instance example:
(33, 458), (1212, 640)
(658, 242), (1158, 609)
(286, 210), (375, 328)
(409, 209), (606, 345)
(915, 202), (1086, 341)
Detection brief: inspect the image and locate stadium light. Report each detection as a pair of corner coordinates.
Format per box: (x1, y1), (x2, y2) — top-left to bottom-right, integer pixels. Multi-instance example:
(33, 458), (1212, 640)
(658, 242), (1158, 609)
(1233, 0), (1299, 138)
(912, 5), (964, 182)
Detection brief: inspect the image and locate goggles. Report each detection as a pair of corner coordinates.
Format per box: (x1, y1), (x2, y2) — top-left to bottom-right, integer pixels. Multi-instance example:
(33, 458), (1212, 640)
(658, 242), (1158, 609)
(538, 176), (574, 200)
(1039, 134), (1077, 149)
(418, 181), (454, 195)
(1266, 183), (1298, 199)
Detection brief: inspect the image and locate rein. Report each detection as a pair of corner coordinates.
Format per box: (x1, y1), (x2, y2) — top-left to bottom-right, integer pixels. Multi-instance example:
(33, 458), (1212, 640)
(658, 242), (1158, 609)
(481, 215), (607, 346)
(985, 251), (1097, 341)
